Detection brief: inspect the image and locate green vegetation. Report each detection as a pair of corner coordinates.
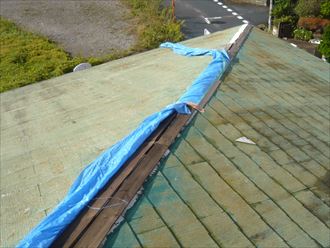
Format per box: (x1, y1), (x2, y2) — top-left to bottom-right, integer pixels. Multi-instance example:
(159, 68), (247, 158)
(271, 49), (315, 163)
(295, 0), (321, 17)
(125, 0), (184, 50)
(0, 18), (83, 92)
(318, 25), (330, 62)
(320, 0), (330, 18)
(272, 0), (295, 19)
(293, 27), (313, 40)
(0, 0), (183, 92)
(271, 0), (330, 40)
(272, 0), (329, 23)
(0, 18), (126, 92)
(272, 0), (298, 30)
(273, 15), (298, 27)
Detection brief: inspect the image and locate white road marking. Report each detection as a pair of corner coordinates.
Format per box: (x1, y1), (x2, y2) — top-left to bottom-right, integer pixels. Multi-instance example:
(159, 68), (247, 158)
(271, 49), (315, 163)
(208, 16), (222, 20)
(204, 17), (211, 24)
(290, 43), (297, 47)
(203, 16), (222, 24)
(204, 28), (211, 35)
(213, 0), (218, 2)
(215, 1), (245, 24)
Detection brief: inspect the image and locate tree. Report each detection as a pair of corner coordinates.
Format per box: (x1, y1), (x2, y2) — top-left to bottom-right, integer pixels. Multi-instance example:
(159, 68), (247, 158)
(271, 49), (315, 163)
(295, 0), (321, 17)
(321, 0), (330, 18)
(272, 0), (295, 18)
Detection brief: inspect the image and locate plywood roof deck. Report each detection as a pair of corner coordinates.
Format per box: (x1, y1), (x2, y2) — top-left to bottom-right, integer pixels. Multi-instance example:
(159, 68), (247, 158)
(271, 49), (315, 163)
(104, 29), (330, 248)
(0, 26), (241, 247)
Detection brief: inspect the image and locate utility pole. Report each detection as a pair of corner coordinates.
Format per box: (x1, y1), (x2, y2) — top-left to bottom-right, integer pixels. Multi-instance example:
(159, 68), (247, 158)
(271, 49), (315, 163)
(172, 0), (176, 20)
(268, 0), (273, 32)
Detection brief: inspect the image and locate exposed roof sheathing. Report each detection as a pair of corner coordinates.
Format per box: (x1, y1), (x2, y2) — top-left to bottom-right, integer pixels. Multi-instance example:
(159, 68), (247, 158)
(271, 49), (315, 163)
(0, 26), (241, 247)
(104, 29), (330, 247)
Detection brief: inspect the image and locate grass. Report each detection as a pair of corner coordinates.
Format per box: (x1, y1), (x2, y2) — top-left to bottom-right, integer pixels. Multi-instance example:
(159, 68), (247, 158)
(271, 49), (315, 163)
(125, 0), (184, 50)
(0, 1), (183, 93)
(0, 17), (84, 92)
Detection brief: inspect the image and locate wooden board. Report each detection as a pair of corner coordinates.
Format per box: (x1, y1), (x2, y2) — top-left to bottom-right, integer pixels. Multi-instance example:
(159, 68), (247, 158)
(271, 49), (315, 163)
(74, 115), (190, 247)
(52, 114), (176, 247)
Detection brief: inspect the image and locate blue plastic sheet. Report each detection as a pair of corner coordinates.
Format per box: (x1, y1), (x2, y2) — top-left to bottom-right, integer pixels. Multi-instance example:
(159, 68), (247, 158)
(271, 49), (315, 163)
(17, 43), (229, 248)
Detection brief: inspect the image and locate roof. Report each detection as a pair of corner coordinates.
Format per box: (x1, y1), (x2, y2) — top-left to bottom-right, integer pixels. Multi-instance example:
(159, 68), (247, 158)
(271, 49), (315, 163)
(0, 26), (241, 247)
(104, 28), (330, 247)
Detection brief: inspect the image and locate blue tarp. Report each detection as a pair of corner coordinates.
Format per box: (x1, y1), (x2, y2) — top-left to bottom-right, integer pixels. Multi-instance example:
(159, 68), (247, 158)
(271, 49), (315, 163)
(17, 43), (229, 248)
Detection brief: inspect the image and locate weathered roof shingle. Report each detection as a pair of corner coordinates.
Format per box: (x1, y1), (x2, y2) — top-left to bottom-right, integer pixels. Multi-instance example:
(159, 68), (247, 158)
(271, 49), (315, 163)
(104, 28), (330, 248)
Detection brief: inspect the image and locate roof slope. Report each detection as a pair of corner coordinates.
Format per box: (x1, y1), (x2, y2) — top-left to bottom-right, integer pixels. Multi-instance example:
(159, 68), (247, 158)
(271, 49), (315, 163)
(104, 28), (330, 247)
(0, 26), (240, 247)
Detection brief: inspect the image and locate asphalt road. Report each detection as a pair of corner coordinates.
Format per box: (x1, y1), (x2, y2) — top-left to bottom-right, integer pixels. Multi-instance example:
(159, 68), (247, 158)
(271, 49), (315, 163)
(166, 0), (269, 38)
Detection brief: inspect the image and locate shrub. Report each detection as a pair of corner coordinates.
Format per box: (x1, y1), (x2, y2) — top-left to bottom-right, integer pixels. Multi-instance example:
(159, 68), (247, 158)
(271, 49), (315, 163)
(272, 0), (295, 18)
(320, 0), (330, 18)
(272, 0), (298, 32)
(298, 17), (330, 32)
(125, 0), (184, 50)
(295, 0), (321, 17)
(318, 25), (330, 62)
(293, 28), (313, 40)
(273, 15), (298, 27)
(0, 17), (85, 92)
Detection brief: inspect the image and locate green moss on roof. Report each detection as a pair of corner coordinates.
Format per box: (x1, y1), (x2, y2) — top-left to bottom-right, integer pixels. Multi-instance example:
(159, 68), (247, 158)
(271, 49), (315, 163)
(0, 25), (242, 247)
(104, 28), (330, 248)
